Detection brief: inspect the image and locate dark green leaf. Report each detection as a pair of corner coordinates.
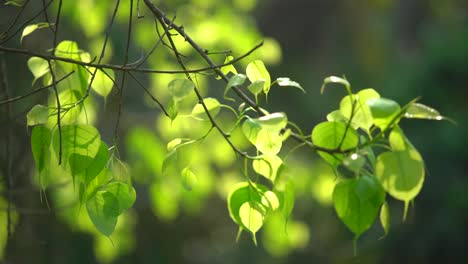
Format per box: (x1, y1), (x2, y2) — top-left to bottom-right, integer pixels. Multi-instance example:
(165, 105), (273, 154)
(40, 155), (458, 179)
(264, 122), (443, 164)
(31, 126), (51, 173)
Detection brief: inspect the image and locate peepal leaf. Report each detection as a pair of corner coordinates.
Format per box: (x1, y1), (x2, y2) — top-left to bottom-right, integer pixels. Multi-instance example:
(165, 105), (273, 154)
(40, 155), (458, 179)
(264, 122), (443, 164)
(224, 74), (246, 101)
(217, 55), (237, 79)
(181, 167), (197, 191)
(333, 176), (385, 238)
(27, 104), (49, 126)
(252, 155), (282, 182)
(191, 98), (220, 121)
(276, 77), (305, 93)
(367, 98), (401, 130)
(90, 68), (114, 97)
(311, 121), (359, 166)
(246, 60), (271, 94)
(168, 79), (193, 101)
(339, 88), (380, 132)
(21, 22), (52, 43)
(27, 57), (50, 82)
(239, 201), (265, 234)
(86, 182), (136, 236)
(404, 103), (448, 121)
(380, 201), (390, 236)
(31, 126), (51, 173)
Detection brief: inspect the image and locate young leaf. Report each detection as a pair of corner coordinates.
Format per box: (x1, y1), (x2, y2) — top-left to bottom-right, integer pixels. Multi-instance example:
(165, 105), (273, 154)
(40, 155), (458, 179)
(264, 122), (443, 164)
(256, 129), (282, 155)
(54, 40), (81, 60)
(27, 104), (49, 126)
(380, 201), (390, 236)
(239, 201), (265, 234)
(21, 22), (51, 43)
(375, 148), (425, 203)
(181, 167), (197, 191)
(341, 153), (366, 175)
(90, 68), (114, 97)
(311, 121), (359, 167)
(217, 55), (238, 79)
(168, 79), (194, 101)
(261, 191), (280, 211)
(339, 88), (380, 133)
(31, 126), (51, 173)
(227, 182), (269, 227)
(276, 77), (305, 93)
(79, 141), (109, 185)
(166, 138), (183, 152)
(242, 117), (263, 146)
(52, 125), (101, 168)
(367, 98), (401, 130)
(333, 176), (385, 238)
(224, 74), (246, 101)
(167, 97), (178, 121)
(320, 76), (351, 95)
(252, 155), (283, 182)
(326, 110), (348, 123)
(279, 180), (295, 219)
(27, 57), (50, 83)
(247, 80), (265, 96)
(254, 112), (288, 132)
(191, 97), (221, 121)
(404, 103), (447, 121)
(246, 60), (271, 94)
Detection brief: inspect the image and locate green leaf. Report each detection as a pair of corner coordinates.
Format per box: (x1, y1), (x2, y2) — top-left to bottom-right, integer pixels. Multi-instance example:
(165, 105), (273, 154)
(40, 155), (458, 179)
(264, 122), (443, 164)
(256, 129), (282, 155)
(252, 155), (283, 182)
(239, 201), (265, 234)
(341, 153), (366, 175)
(380, 201), (390, 236)
(80, 142), (109, 185)
(27, 57), (50, 83)
(191, 97), (220, 121)
(276, 77), (305, 93)
(54, 40), (81, 60)
(375, 148), (425, 202)
(261, 191), (280, 211)
(367, 98), (401, 130)
(162, 149), (178, 176)
(31, 126), (51, 173)
(404, 103), (447, 121)
(333, 176), (386, 238)
(246, 60), (271, 94)
(218, 55), (238, 79)
(90, 68), (114, 97)
(311, 121), (359, 166)
(339, 88), (380, 133)
(21, 22), (51, 43)
(254, 112), (288, 132)
(279, 180), (295, 219)
(5, 1), (24, 7)
(27, 104), (49, 126)
(227, 182), (269, 227)
(326, 110), (348, 123)
(168, 79), (194, 101)
(247, 80), (265, 96)
(167, 97), (178, 121)
(86, 182), (136, 236)
(52, 125), (101, 169)
(224, 74), (246, 101)
(167, 138), (183, 152)
(181, 167), (197, 191)
(242, 117), (263, 146)
(320, 76), (351, 95)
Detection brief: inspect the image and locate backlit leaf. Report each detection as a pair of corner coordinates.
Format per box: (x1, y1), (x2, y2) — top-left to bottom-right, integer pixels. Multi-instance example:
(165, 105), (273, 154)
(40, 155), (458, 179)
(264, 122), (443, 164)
(247, 80), (265, 95)
(168, 79), (193, 101)
(181, 167), (197, 191)
(27, 57), (50, 83)
(21, 23), (51, 43)
(31, 126), (51, 173)
(256, 129), (282, 155)
(276, 77), (305, 93)
(191, 97), (220, 121)
(27, 104), (49, 126)
(224, 74), (246, 101)
(246, 60), (271, 94)
(380, 201), (390, 236)
(333, 176), (385, 238)
(90, 68), (114, 97)
(239, 201), (265, 234)
(367, 98), (401, 130)
(252, 155), (282, 182)
(404, 103), (447, 121)
(339, 88), (380, 133)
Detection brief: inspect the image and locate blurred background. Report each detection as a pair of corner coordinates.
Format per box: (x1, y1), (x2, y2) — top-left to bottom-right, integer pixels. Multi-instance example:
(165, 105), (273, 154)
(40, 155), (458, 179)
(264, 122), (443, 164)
(1, 0), (467, 263)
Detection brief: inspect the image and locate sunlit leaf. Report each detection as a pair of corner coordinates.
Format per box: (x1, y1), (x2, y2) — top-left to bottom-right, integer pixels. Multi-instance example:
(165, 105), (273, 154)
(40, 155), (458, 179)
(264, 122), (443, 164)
(339, 88), (380, 133)
(167, 97), (178, 121)
(227, 182), (269, 227)
(224, 74), (246, 101)
(27, 104), (49, 126)
(326, 110), (348, 123)
(380, 201), (390, 236)
(333, 176), (385, 238)
(54, 40), (81, 60)
(367, 98), (401, 130)
(247, 80), (265, 95)
(239, 201), (265, 234)
(168, 79), (193, 101)
(242, 117), (262, 146)
(256, 129), (282, 155)
(311, 121), (359, 166)
(27, 57), (50, 83)
(90, 68), (114, 97)
(167, 138), (183, 152)
(80, 141), (109, 185)
(181, 167), (197, 191)
(261, 191), (280, 211)
(276, 77), (305, 93)
(279, 180), (295, 219)
(404, 103), (447, 121)
(252, 155), (282, 182)
(341, 153), (366, 175)
(246, 60), (271, 94)
(254, 112), (288, 132)
(31, 126), (51, 173)
(320, 76), (351, 95)
(21, 22), (52, 43)
(191, 97), (221, 121)
(217, 55), (238, 79)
